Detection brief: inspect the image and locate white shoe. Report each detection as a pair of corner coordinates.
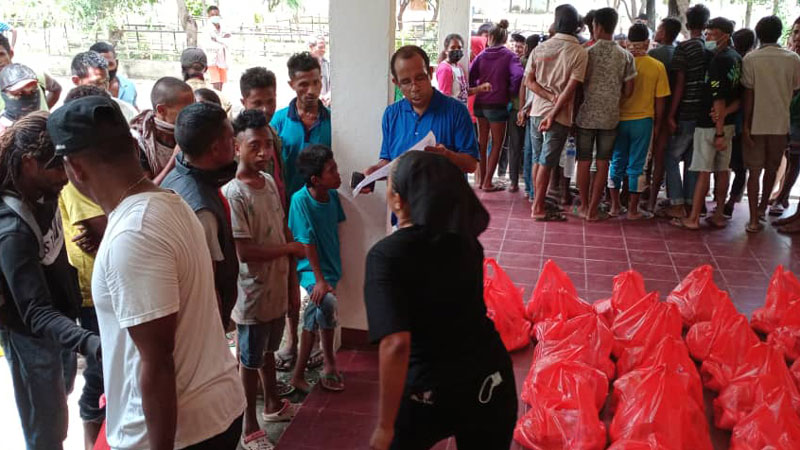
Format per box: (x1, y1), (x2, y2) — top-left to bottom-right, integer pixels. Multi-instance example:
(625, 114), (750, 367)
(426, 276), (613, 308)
(241, 430), (274, 450)
(261, 398), (299, 422)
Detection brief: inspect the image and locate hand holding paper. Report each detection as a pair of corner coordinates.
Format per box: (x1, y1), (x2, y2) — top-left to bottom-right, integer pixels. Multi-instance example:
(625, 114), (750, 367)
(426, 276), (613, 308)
(352, 131), (436, 197)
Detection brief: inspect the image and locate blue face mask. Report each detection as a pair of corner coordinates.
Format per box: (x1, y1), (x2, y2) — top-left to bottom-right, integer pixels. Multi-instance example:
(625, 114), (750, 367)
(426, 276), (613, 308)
(705, 39), (717, 51)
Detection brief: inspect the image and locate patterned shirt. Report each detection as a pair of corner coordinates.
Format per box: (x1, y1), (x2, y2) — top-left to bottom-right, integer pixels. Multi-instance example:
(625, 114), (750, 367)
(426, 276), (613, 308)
(576, 40), (637, 130)
(671, 37), (710, 122)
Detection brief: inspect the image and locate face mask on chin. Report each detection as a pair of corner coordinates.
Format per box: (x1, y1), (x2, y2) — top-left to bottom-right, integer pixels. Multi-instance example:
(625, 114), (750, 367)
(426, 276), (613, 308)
(0, 89), (41, 121)
(705, 40), (718, 51)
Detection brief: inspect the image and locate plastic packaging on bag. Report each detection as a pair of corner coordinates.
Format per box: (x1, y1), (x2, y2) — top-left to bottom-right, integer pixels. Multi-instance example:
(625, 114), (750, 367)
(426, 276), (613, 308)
(666, 265), (736, 327)
(594, 271), (648, 326)
(527, 260), (592, 323)
(532, 313), (614, 363)
(610, 293), (682, 359)
(767, 299), (800, 363)
(699, 317), (763, 392)
(615, 336), (703, 407)
(521, 341), (611, 408)
(607, 435), (672, 450)
(686, 304), (758, 363)
(483, 258), (532, 352)
(609, 365), (713, 450)
(751, 265), (800, 335)
(514, 374), (607, 450)
(791, 359), (800, 390)
(714, 364), (800, 431)
(729, 391), (800, 450)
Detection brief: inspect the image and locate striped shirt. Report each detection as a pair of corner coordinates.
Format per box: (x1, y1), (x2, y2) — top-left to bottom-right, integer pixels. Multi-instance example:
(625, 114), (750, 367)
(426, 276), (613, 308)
(671, 37), (710, 122)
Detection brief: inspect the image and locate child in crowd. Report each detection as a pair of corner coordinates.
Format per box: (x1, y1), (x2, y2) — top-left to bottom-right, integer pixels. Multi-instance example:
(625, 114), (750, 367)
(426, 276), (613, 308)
(288, 144), (346, 393)
(223, 110), (305, 449)
(608, 23), (670, 219)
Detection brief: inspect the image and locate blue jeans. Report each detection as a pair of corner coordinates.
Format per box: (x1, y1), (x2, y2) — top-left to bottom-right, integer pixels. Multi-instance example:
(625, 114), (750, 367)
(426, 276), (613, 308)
(523, 116), (534, 197)
(302, 290), (338, 332)
(665, 120), (699, 205)
(79, 307), (104, 423)
(0, 328), (77, 450)
(530, 116), (570, 167)
(609, 118), (653, 192)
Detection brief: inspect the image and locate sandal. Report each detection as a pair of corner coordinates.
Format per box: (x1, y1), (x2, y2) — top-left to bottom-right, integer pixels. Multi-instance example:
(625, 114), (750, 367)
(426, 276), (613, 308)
(586, 210), (611, 222)
(275, 352), (296, 372)
(746, 222), (765, 233)
(533, 210), (568, 222)
(608, 207), (628, 218)
(705, 216), (727, 229)
(276, 381), (296, 397)
(482, 184), (505, 193)
(769, 204), (785, 216)
(320, 372), (345, 392)
(262, 399), (299, 423)
(670, 217), (699, 230)
(307, 350), (324, 370)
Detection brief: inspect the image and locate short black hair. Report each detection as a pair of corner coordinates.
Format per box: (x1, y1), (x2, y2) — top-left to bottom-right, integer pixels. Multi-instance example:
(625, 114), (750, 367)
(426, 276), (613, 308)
(443, 33), (464, 50)
(707, 17), (734, 36)
(686, 4), (711, 31)
(628, 23), (650, 43)
(391, 45), (430, 80)
(150, 76), (192, 109)
(637, 13), (648, 21)
(65, 86), (111, 103)
(89, 41), (115, 57)
(194, 88), (221, 105)
(733, 28), (756, 56)
(240, 67), (277, 98)
(71, 51), (108, 79)
(525, 34), (541, 58)
(477, 22), (493, 35)
(511, 33), (525, 44)
(297, 144), (333, 187)
(583, 10), (596, 30)
(755, 15), (783, 44)
(174, 102), (228, 158)
(287, 52), (321, 80)
(232, 109), (268, 137)
(0, 35), (11, 54)
(660, 17), (683, 43)
(593, 8), (619, 35)
(207, 5), (219, 14)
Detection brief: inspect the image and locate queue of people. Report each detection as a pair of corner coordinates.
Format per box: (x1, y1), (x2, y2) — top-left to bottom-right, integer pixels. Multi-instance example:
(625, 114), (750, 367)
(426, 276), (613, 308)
(2, 3), (800, 450)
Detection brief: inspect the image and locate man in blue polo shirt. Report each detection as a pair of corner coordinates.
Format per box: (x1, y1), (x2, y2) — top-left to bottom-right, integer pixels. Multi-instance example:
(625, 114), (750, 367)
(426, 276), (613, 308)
(364, 45), (479, 180)
(271, 52), (332, 199)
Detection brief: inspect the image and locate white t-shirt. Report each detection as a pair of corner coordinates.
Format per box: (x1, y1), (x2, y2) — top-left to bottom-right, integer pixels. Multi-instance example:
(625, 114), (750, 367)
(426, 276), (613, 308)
(92, 191), (244, 450)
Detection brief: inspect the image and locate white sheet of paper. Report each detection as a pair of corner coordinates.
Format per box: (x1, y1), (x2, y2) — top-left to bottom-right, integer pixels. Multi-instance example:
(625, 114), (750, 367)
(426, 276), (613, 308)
(352, 131), (436, 197)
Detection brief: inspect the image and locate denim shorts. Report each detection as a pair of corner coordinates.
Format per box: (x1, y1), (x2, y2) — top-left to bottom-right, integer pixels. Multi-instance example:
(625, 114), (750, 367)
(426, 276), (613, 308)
(237, 317), (286, 369)
(530, 116), (570, 167)
(302, 289), (338, 332)
(576, 128), (617, 161)
(474, 106), (510, 123)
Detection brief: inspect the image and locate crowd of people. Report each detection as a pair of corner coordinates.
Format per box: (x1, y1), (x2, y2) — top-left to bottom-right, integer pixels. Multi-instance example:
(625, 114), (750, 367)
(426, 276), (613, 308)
(1, 3), (800, 450)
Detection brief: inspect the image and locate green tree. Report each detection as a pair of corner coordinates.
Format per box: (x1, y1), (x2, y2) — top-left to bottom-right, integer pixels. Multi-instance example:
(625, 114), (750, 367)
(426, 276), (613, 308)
(60, 0), (157, 31)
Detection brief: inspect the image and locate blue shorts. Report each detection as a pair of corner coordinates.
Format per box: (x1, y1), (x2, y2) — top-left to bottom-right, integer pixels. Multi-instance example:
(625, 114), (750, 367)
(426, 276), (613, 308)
(237, 317), (285, 369)
(474, 106), (510, 123)
(302, 289), (338, 332)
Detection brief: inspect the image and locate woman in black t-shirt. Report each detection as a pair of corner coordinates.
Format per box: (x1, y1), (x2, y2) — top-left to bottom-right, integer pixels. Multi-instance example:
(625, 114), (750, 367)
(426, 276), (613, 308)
(364, 151), (517, 450)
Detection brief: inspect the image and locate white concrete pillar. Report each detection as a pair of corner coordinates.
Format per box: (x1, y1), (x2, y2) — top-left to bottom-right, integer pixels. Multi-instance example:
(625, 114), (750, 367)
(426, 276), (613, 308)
(437, 0), (472, 67)
(329, 0), (396, 335)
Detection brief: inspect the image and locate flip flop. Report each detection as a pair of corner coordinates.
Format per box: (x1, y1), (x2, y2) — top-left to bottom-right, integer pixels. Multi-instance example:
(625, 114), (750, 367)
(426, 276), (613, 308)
(705, 216), (727, 229)
(534, 210), (568, 222)
(746, 222), (765, 233)
(275, 352), (296, 372)
(262, 399), (299, 423)
(586, 210), (611, 222)
(608, 207), (628, 218)
(769, 205), (785, 216)
(276, 381), (296, 397)
(628, 210), (654, 221)
(307, 350), (324, 370)
(482, 184), (505, 193)
(670, 217), (699, 230)
(320, 372), (345, 392)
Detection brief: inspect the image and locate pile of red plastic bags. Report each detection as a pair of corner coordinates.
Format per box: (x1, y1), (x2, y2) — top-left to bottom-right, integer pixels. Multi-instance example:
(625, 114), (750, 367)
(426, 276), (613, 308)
(481, 259), (800, 450)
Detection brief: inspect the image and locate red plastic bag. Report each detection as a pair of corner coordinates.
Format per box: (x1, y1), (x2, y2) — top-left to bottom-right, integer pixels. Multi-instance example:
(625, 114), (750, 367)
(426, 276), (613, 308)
(730, 391), (800, 450)
(715, 368), (800, 430)
(483, 258), (532, 352)
(751, 265), (800, 335)
(610, 293), (682, 359)
(686, 304), (758, 363)
(532, 313), (614, 370)
(593, 271), (647, 327)
(666, 265), (736, 327)
(767, 299), (800, 362)
(527, 260), (591, 323)
(520, 342), (611, 409)
(609, 365), (713, 450)
(615, 336), (703, 407)
(607, 435), (672, 450)
(93, 421), (109, 450)
(791, 359), (800, 390)
(699, 316), (763, 392)
(514, 375), (607, 450)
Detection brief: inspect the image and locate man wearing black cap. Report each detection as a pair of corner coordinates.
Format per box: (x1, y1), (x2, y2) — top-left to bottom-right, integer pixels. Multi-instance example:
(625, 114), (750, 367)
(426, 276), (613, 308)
(673, 17), (742, 231)
(0, 63), (44, 135)
(161, 102), (240, 332)
(50, 95), (244, 450)
(0, 111), (101, 450)
(180, 47), (231, 115)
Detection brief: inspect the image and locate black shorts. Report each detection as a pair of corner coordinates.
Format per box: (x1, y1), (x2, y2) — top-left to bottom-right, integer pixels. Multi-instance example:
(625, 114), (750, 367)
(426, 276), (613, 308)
(390, 362), (517, 450)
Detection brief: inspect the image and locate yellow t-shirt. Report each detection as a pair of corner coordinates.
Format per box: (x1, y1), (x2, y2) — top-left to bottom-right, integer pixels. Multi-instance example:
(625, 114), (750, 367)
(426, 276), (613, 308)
(58, 183), (104, 307)
(620, 55), (671, 121)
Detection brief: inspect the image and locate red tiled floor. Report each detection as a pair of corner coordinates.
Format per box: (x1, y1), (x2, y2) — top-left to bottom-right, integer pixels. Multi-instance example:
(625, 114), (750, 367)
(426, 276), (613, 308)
(276, 190), (799, 449)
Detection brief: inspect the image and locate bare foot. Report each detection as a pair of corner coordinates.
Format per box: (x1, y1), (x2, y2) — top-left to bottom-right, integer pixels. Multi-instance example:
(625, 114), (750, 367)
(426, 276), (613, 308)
(774, 214), (800, 226)
(627, 210), (654, 221)
(778, 221), (800, 233)
(665, 205), (686, 219)
(290, 377), (311, 393)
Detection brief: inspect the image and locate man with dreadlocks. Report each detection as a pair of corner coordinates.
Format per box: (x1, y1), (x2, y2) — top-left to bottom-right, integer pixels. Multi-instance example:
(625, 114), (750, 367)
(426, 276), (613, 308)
(0, 111), (102, 450)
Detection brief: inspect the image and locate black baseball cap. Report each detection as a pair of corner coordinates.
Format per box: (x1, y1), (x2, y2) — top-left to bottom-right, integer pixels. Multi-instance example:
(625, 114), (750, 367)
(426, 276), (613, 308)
(46, 95), (130, 165)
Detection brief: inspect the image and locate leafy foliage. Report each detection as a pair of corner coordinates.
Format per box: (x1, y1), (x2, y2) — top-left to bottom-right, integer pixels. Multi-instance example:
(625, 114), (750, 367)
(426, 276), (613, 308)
(266, 0), (303, 12)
